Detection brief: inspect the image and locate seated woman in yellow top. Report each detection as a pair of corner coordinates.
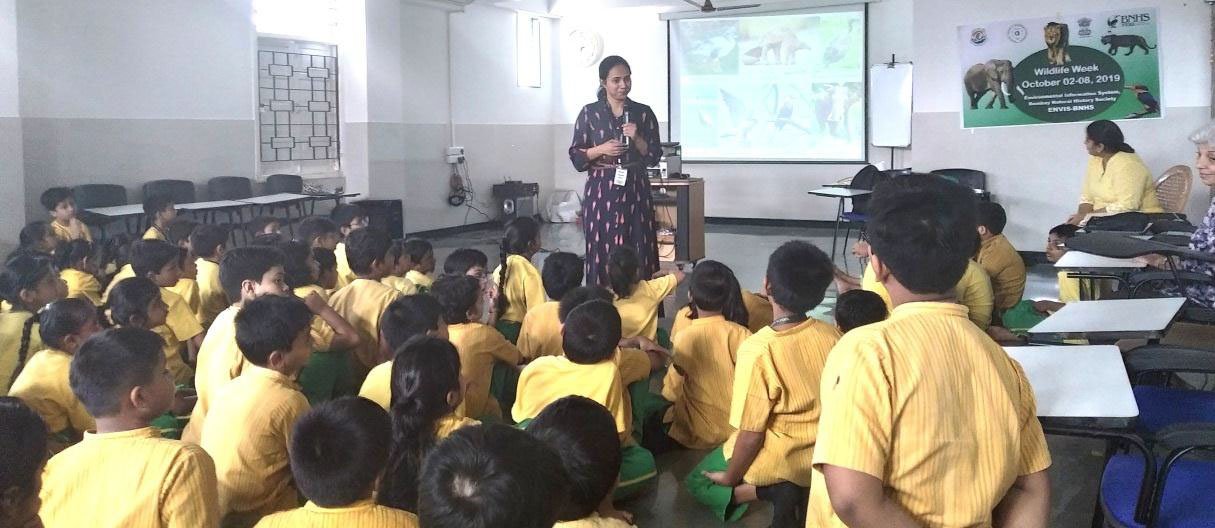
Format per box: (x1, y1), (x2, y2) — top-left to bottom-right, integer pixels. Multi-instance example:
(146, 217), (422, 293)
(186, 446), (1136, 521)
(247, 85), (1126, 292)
(1067, 120), (1163, 225)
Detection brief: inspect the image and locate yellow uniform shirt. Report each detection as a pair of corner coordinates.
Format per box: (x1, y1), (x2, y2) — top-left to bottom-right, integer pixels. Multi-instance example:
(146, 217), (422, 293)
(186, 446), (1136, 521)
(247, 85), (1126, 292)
(862, 261), (994, 329)
(517, 301), (562, 360)
(143, 225), (168, 241)
(669, 289), (774, 340)
(101, 263), (136, 303)
(978, 234), (1027, 312)
(381, 275), (419, 296)
(8, 348), (95, 435)
(328, 279), (403, 378)
(807, 302), (1052, 527)
(491, 254), (547, 323)
(1080, 151), (1164, 214)
(254, 500), (419, 528)
(435, 413), (480, 439)
(406, 270), (434, 289)
(615, 347), (651, 386)
(614, 274), (678, 340)
(334, 242), (354, 289)
(40, 426), (220, 528)
(661, 316), (752, 449)
(201, 365), (310, 520)
(513, 355), (632, 443)
(358, 360), (393, 410)
(61, 268), (102, 306)
(448, 322), (522, 421)
(555, 513), (638, 528)
(183, 304), (243, 444)
(196, 258), (227, 327)
(155, 287), (204, 385)
(294, 285), (337, 352)
(0, 311), (43, 394)
(50, 217), (92, 243)
(723, 318), (841, 487)
(169, 277), (202, 317)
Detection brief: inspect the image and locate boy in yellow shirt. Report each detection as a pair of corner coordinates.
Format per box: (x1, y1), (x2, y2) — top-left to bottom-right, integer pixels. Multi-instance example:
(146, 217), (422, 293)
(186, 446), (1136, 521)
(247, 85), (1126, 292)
(130, 239), (204, 384)
(608, 246), (685, 343)
(312, 247), (339, 292)
(403, 238), (436, 291)
(56, 240), (103, 306)
(330, 205), (369, 289)
(671, 289), (774, 339)
(255, 397), (418, 527)
(844, 241), (995, 329)
(0, 397), (48, 528)
(165, 219), (203, 316)
(518, 251), (583, 360)
(358, 294), (448, 409)
(200, 295), (313, 526)
(40, 327), (220, 527)
(141, 193), (177, 241)
(380, 239), (419, 295)
(687, 241), (841, 527)
(976, 202), (1027, 320)
(191, 224), (230, 326)
(298, 217), (341, 256)
(807, 175), (1051, 527)
(432, 274), (522, 421)
(327, 226), (403, 385)
(41, 187), (92, 243)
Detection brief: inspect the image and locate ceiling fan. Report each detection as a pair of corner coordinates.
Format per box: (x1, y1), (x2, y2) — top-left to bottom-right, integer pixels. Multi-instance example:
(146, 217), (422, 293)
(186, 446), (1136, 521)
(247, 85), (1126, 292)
(679, 0), (761, 13)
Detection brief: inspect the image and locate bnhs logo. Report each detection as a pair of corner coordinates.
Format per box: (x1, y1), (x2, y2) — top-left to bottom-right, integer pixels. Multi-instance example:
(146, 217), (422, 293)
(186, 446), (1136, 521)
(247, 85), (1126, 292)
(970, 27), (988, 45)
(1108, 12), (1152, 28)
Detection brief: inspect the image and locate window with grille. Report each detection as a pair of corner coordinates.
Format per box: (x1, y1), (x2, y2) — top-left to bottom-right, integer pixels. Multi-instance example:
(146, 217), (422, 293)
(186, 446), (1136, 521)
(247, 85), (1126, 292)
(257, 42), (339, 169)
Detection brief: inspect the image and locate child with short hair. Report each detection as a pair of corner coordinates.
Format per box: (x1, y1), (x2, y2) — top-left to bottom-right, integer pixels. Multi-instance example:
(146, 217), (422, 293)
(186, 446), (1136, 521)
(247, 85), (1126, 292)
(41, 328), (219, 526)
(278, 240), (360, 405)
(976, 202), (1027, 318)
(311, 247), (338, 291)
(527, 395), (635, 527)
(381, 239), (420, 295)
(518, 251), (583, 360)
(142, 193), (177, 241)
(130, 239), (204, 384)
(249, 216), (283, 238)
(492, 217), (546, 342)
(687, 241), (841, 528)
(191, 224), (230, 326)
(1000, 223), (1082, 333)
(201, 295), (314, 525)
(850, 238), (996, 330)
(807, 175), (1050, 527)
(327, 227), (404, 384)
(443, 247), (489, 278)
(0, 254), (64, 393)
(297, 217), (341, 252)
(377, 336), (477, 513)
(105, 278), (186, 439)
(41, 187), (92, 243)
(417, 424), (569, 528)
(56, 239), (102, 306)
(833, 289), (888, 333)
(18, 221), (59, 255)
(671, 288), (774, 339)
(9, 298), (101, 447)
(330, 205), (369, 289)
(432, 274), (521, 422)
(608, 246), (685, 345)
(254, 396), (417, 527)
(358, 294), (447, 409)
(0, 397), (48, 528)
(403, 238), (436, 291)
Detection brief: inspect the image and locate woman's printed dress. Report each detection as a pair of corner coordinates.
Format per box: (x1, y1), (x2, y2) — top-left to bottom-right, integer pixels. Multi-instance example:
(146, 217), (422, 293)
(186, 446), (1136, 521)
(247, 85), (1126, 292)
(1161, 199), (1215, 307)
(568, 99), (663, 287)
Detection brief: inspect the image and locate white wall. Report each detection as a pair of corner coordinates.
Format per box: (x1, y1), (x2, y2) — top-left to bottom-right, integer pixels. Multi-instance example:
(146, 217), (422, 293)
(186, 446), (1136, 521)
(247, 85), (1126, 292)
(0, 0), (23, 257)
(912, 0), (1211, 249)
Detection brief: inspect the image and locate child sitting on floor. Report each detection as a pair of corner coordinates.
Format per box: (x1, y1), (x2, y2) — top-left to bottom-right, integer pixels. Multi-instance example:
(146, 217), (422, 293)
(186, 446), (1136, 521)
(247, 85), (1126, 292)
(381, 239), (419, 295)
(403, 238), (436, 291)
(0, 397), (49, 528)
(41, 187), (91, 243)
(833, 289), (888, 333)
(431, 274), (521, 422)
(608, 246), (685, 347)
(518, 251), (583, 360)
(492, 217), (546, 342)
(141, 194), (177, 241)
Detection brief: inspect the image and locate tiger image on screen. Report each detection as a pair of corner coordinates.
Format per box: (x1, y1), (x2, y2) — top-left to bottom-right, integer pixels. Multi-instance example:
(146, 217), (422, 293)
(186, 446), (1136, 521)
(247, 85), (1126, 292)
(1044, 22), (1070, 66)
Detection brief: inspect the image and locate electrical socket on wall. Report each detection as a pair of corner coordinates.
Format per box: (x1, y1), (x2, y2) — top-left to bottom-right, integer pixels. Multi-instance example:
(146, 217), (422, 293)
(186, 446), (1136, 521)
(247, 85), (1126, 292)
(446, 146), (465, 164)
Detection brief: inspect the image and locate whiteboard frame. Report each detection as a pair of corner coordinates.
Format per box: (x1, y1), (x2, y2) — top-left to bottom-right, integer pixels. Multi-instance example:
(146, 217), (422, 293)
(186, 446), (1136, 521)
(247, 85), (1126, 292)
(868, 62), (913, 148)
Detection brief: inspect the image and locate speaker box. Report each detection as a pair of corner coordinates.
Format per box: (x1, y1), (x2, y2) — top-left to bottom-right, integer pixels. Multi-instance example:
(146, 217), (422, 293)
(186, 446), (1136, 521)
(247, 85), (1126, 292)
(353, 199), (404, 239)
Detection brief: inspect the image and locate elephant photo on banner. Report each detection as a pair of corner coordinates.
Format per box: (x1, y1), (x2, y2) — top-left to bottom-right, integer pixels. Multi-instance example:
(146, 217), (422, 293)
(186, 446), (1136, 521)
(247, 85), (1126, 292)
(964, 60), (1016, 109)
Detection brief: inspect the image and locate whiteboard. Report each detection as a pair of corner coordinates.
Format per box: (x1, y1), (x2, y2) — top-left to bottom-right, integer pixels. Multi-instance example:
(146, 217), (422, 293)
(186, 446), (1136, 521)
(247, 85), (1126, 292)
(869, 63), (913, 148)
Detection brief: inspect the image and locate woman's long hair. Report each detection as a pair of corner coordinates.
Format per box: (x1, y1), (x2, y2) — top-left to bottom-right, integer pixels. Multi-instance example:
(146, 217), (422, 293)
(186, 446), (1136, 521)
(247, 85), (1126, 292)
(596, 55), (630, 101)
(1087, 120), (1134, 153)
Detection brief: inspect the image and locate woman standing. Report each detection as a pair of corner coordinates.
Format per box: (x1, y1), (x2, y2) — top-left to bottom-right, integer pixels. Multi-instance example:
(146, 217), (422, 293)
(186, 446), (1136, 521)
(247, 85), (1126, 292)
(1066, 119), (1163, 225)
(569, 56), (662, 287)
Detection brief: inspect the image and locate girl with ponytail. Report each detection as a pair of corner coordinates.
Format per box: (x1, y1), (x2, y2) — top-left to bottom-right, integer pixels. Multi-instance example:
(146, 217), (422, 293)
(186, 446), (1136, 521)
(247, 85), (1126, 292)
(376, 335), (474, 512)
(608, 246), (684, 346)
(0, 254), (65, 393)
(490, 216), (545, 344)
(56, 239), (103, 306)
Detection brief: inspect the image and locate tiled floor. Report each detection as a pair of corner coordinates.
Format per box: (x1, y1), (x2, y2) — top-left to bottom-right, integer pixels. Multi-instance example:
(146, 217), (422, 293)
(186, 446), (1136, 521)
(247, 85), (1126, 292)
(427, 221), (1106, 527)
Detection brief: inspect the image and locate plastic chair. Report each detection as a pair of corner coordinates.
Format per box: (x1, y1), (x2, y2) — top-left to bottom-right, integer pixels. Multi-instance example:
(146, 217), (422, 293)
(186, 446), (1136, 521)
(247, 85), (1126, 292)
(1155, 166), (1193, 214)
(207, 176), (253, 201)
(72, 184), (129, 237)
(265, 174), (303, 195)
(142, 179), (196, 206)
(930, 168), (988, 191)
(836, 166), (893, 261)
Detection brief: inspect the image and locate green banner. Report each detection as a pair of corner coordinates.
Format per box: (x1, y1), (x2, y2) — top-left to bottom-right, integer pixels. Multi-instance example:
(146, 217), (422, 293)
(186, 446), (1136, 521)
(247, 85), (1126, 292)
(957, 8), (1161, 128)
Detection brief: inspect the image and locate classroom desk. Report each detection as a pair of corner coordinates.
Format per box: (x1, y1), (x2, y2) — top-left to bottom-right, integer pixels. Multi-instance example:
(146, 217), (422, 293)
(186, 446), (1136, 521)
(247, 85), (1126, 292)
(1005, 345), (1138, 429)
(807, 187), (872, 260)
(1054, 251), (1147, 270)
(84, 204), (145, 237)
(1026, 297), (1185, 341)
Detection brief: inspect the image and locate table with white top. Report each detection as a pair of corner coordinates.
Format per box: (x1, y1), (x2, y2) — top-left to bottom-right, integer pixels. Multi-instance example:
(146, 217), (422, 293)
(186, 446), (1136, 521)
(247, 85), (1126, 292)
(1005, 345), (1138, 429)
(808, 187), (873, 261)
(83, 204), (146, 237)
(1055, 251), (1148, 270)
(1027, 297), (1186, 342)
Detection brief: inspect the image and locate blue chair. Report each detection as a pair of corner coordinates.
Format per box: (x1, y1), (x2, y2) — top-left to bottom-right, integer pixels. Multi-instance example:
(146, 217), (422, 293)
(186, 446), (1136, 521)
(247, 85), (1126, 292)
(837, 166), (893, 260)
(1100, 425), (1215, 527)
(1124, 347), (1215, 438)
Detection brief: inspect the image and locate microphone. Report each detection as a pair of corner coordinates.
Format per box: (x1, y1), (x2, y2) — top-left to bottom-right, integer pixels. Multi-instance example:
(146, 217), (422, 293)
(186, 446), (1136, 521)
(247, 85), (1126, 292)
(621, 103), (632, 148)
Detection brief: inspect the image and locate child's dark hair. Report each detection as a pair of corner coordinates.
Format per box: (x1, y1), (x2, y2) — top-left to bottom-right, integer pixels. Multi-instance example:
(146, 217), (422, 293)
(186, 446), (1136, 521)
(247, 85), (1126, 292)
(0, 255), (56, 382)
(418, 424), (569, 528)
(976, 202), (1007, 235)
(834, 290), (888, 333)
(18, 222), (52, 251)
(312, 247), (336, 275)
(541, 252), (583, 301)
(40, 187), (73, 211)
(331, 204), (367, 230)
(496, 216), (540, 318)
(443, 248), (488, 275)
(0, 397), (47, 505)
(765, 241), (833, 315)
(607, 246), (640, 299)
(1049, 223), (1080, 239)
(190, 224), (229, 259)
(276, 240), (315, 290)
(130, 239), (180, 278)
(525, 396), (621, 521)
(387, 239), (407, 270)
(380, 295), (444, 352)
(557, 286), (613, 323)
(403, 238), (433, 263)
(298, 217), (340, 246)
(378, 336), (462, 512)
(249, 216), (282, 235)
(142, 193), (174, 218)
(867, 175), (978, 294)
(164, 218), (197, 247)
(345, 227), (392, 276)
(290, 396), (391, 507)
(219, 246), (285, 303)
(431, 274), (480, 325)
(250, 232), (285, 247)
(235, 294), (313, 366)
(561, 300), (620, 364)
(54, 239), (93, 272)
(107, 277), (161, 328)
(70, 327), (164, 417)
(39, 298), (98, 350)
(98, 233), (135, 276)
(689, 260), (748, 327)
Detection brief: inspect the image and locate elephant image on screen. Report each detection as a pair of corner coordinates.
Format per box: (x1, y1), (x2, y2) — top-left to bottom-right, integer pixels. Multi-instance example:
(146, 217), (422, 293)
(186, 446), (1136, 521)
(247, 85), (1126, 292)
(964, 59), (1015, 109)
